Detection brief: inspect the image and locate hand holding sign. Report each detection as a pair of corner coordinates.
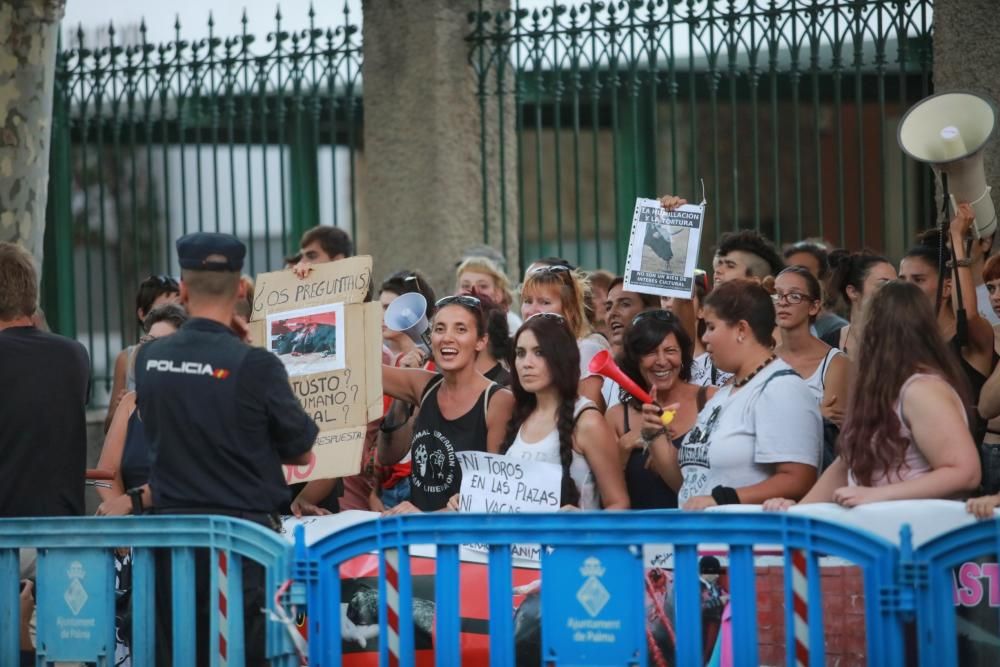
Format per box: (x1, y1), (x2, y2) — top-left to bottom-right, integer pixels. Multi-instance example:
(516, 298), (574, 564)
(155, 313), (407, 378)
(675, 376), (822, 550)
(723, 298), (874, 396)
(253, 256), (383, 483)
(624, 196), (706, 299)
(457, 451), (562, 514)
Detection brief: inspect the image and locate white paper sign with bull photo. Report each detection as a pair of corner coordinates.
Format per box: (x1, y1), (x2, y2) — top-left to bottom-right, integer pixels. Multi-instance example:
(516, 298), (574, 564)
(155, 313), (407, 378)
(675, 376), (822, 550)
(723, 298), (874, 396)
(250, 255), (383, 483)
(623, 197), (706, 299)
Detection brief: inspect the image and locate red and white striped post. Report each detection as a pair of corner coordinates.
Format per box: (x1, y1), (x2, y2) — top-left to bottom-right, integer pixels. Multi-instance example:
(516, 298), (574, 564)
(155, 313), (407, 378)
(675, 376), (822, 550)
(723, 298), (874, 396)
(384, 547), (401, 667)
(218, 549), (229, 666)
(791, 549), (809, 667)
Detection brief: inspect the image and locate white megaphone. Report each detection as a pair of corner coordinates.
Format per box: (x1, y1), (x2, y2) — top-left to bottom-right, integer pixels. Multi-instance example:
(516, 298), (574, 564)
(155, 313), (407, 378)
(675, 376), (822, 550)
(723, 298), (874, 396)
(385, 292), (431, 349)
(898, 91), (997, 238)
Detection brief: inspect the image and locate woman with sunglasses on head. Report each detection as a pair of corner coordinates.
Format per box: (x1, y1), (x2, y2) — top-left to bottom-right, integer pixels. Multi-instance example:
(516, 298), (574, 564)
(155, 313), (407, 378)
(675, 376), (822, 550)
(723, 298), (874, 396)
(379, 292), (511, 510)
(521, 264), (611, 411)
(605, 310), (716, 508)
(677, 280), (822, 510)
(502, 313), (628, 509)
(294, 295), (515, 516)
(95, 304), (188, 515)
(377, 294), (515, 514)
(104, 275), (181, 432)
(773, 266), (850, 426)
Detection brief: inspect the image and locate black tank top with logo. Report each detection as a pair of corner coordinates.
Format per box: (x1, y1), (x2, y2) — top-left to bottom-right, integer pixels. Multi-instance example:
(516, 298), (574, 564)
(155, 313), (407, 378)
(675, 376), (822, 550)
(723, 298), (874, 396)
(409, 377), (499, 511)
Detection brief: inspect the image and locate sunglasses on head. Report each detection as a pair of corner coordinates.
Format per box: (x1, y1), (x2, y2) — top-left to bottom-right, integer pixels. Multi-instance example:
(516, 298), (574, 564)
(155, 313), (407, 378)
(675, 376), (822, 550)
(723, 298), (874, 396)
(528, 312), (565, 322)
(148, 274), (178, 288)
(631, 309), (677, 327)
(436, 295), (482, 310)
(530, 264), (571, 276)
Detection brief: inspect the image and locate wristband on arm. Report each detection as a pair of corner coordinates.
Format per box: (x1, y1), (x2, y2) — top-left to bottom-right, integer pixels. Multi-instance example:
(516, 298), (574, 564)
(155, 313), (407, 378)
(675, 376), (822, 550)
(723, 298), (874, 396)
(711, 485), (741, 505)
(127, 487), (145, 515)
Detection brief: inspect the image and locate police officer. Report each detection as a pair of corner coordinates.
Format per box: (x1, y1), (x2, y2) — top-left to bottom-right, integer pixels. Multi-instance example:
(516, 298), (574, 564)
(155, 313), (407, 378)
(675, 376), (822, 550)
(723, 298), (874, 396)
(135, 232), (317, 664)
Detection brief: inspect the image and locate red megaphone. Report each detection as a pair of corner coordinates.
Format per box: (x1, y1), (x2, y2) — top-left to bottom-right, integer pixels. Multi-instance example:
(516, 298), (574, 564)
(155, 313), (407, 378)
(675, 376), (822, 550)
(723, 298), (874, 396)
(588, 349), (653, 405)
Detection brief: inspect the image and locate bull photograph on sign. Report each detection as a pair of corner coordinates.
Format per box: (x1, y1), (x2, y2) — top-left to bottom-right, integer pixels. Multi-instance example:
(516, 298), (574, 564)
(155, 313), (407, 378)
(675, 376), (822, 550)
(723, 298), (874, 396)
(640, 220), (690, 275)
(267, 302), (346, 377)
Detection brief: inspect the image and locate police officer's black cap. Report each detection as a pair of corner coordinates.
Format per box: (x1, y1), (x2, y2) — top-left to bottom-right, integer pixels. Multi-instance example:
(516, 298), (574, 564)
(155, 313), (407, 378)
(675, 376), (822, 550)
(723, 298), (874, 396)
(176, 233), (246, 272)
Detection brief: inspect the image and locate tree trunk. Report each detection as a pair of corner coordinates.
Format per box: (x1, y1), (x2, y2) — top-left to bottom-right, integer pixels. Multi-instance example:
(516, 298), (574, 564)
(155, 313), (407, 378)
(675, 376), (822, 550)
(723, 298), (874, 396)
(0, 0), (66, 269)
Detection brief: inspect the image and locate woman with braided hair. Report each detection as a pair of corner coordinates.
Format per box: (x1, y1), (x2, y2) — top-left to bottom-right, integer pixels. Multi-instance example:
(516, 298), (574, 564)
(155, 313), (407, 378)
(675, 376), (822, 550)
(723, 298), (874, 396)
(502, 313), (628, 509)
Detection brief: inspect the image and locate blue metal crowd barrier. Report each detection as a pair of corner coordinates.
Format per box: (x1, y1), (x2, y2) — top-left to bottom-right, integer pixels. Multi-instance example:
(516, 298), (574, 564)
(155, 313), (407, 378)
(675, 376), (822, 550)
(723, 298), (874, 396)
(5, 510), (997, 665)
(913, 519), (1000, 667)
(0, 516), (298, 666)
(293, 511), (907, 667)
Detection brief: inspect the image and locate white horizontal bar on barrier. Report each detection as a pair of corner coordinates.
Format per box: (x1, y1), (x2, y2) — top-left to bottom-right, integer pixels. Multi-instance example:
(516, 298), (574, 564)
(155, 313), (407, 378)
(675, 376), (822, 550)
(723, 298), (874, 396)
(285, 504), (989, 570)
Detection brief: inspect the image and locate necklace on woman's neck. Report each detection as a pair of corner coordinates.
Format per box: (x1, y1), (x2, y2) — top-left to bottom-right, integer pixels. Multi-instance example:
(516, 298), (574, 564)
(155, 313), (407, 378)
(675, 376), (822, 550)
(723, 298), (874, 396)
(732, 353), (777, 388)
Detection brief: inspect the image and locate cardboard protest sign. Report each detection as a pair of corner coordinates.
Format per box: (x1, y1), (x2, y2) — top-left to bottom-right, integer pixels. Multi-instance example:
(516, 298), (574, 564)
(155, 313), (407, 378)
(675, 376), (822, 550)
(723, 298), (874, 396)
(457, 451), (562, 513)
(250, 255), (383, 482)
(623, 197), (706, 299)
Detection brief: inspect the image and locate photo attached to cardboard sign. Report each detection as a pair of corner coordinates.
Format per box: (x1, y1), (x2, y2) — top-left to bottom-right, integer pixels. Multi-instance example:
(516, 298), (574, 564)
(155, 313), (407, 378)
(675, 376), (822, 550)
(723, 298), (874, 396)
(624, 197), (705, 300)
(267, 302), (346, 377)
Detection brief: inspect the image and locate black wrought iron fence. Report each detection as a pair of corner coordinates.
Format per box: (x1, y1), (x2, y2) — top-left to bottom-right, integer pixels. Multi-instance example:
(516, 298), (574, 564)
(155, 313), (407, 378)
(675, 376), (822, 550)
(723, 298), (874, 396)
(469, 0), (934, 274)
(43, 6), (362, 403)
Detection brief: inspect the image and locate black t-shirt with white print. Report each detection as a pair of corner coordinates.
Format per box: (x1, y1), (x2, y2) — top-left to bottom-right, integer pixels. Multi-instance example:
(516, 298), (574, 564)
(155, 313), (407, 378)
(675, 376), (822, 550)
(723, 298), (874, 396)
(409, 377), (498, 511)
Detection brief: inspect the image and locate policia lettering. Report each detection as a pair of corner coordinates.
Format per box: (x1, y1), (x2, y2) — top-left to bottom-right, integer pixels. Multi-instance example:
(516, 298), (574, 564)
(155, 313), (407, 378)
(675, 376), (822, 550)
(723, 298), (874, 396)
(145, 359), (230, 380)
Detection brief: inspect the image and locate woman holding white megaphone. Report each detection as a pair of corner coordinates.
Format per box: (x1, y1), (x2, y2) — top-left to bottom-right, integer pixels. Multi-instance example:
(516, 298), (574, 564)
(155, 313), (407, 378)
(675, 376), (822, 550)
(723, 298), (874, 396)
(380, 295), (515, 515)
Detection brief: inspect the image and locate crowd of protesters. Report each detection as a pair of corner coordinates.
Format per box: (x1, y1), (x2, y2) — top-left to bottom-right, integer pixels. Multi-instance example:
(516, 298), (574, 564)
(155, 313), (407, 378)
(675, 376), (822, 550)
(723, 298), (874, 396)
(6, 190), (1000, 661)
(6, 194), (1000, 523)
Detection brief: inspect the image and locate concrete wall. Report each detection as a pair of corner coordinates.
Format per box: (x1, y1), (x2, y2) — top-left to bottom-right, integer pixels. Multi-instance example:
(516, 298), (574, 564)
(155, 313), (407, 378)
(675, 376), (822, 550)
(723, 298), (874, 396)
(361, 0), (515, 295)
(933, 0), (1000, 233)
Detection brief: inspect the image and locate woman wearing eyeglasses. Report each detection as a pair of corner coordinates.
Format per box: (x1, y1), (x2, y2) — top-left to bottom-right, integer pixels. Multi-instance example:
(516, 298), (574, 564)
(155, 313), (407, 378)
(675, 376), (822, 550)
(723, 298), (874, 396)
(378, 295), (515, 514)
(605, 310), (716, 508)
(773, 266), (850, 426)
(520, 264), (611, 411)
(502, 313), (628, 509)
(677, 280), (822, 509)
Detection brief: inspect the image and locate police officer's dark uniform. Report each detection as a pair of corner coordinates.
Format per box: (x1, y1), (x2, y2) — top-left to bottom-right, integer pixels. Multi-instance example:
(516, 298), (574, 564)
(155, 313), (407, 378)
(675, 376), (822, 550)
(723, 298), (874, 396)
(135, 232), (318, 665)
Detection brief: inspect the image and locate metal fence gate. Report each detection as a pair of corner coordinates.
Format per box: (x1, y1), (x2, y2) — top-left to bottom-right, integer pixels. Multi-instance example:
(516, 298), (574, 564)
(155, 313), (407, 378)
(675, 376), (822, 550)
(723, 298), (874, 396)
(468, 0), (935, 273)
(42, 6), (363, 403)
(41, 0), (936, 404)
